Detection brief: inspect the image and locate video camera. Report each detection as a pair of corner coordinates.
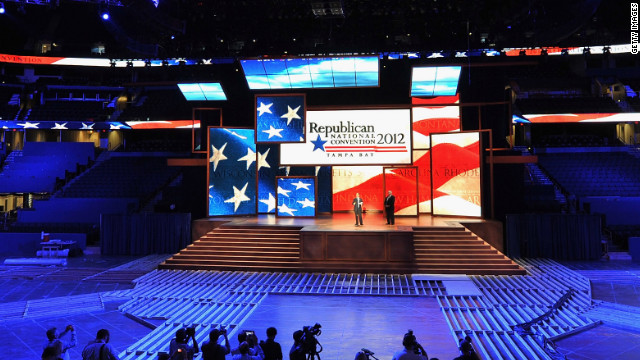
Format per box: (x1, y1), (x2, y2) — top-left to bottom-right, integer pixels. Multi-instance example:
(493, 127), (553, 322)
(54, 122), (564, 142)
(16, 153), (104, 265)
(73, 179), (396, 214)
(300, 323), (323, 358)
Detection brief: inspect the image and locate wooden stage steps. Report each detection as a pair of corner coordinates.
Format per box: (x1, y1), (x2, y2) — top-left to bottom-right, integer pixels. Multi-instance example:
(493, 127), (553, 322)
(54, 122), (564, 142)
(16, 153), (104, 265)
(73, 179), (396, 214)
(159, 225), (303, 271)
(160, 224), (526, 275)
(413, 226), (526, 275)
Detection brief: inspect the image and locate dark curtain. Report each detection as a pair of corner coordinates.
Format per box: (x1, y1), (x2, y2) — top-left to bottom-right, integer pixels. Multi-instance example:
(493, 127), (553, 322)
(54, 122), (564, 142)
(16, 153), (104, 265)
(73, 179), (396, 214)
(100, 213), (191, 255)
(506, 213), (602, 260)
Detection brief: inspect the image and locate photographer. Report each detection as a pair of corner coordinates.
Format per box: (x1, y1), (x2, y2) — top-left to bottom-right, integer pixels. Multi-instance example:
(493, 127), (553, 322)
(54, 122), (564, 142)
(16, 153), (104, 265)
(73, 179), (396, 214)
(202, 328), (230, 360)
(233, 342), (263, 360)
(289, 330), (305, 360)
(391, 330), (428, 360)
(169, 327), (199, 360)
(260, 327), (283, 360)
(232, 331), (265, 359)
(43, 324), (77, 360)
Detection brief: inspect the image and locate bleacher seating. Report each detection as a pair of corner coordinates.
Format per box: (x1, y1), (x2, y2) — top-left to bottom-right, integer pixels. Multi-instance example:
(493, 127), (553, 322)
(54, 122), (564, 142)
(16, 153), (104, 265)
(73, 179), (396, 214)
(537, 150), (640, 197)
(118, 88), (191, 122)
(0, 84), (23, 120)
(0, 142), (95, 193)
(59, 154), (179, 199)
(25, 101), (111, 122)
(537, 134), (608, 148)
(516, 97), (621, 114)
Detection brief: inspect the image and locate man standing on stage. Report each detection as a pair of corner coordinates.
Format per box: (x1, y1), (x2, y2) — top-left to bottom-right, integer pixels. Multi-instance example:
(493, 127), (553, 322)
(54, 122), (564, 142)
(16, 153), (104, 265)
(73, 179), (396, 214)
(352, 193), (364, 226)
(385, 190), (396, 225)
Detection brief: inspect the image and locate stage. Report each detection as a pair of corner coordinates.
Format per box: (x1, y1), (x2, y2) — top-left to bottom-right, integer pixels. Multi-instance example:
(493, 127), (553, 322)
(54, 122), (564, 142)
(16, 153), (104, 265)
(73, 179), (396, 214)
(163, 213), (524, 275)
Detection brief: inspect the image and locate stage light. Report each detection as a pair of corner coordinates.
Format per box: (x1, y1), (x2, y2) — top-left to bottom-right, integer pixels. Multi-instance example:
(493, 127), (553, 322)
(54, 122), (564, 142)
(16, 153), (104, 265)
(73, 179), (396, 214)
(101, 11), (110, 20)
(0, 3), (5, 14)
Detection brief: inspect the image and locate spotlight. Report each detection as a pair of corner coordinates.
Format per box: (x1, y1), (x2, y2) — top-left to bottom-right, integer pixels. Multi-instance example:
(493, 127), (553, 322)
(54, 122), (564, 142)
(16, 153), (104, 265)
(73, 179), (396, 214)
(0, 3), (5, 14)
(101, 11), (110, 20)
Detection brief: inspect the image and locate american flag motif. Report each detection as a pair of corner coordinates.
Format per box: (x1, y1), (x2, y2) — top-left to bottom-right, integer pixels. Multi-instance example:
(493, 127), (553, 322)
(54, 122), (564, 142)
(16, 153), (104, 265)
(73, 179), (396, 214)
(208, 128), (257, 216)
(276, 177), (316, 217)
(256, 95), (305, 143)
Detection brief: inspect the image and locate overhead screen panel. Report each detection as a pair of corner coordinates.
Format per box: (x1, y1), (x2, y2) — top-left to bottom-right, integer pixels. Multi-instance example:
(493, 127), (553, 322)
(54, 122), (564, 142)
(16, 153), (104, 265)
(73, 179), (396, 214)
(280, 109), (411, 166)
(411, 66), (462, 97)
(517, 113), (640, 123)
(178, 83), (227, 101)
(240, 56), (379, 90)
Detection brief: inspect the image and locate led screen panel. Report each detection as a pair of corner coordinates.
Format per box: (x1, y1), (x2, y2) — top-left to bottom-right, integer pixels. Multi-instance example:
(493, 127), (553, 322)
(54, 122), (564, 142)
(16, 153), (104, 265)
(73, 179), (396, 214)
(412, 106), (460, 149)
(240, 56), (379, 89)
(178, 83), (227, 101)
(518, 113), (640, 123)
(411, 150), (433, 213)
(280, 109), (411, 166)
(208, 128), (257, 216)
(257, 144), (279, 214)
(256, 95), (305, 143)
(384, 167), (418, 216)
(430, 132), (481, 217)
(332, 166), (383, 212)
(276, 177), (317, 217)
(411, 66), (462, 96)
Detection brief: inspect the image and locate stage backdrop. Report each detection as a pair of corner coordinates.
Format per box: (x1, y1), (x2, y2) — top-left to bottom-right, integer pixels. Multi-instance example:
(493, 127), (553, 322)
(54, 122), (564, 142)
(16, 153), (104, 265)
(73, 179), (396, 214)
(255, 94), (306, 143)
(208, 127), (257, 216)
(430, 132), (482, 217)
(276, 176), (317, 217)
(280, 109), (411, 166)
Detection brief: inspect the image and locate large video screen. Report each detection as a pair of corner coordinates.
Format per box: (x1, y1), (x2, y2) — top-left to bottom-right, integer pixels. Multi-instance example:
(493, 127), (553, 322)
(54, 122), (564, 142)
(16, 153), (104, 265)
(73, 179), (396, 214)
(332, 166), (384, 212)
(280, 109), (411, 166)
(178, 83), (227, 101)
(276, 177), (317, 217)
(517, 113), (640, 123)
(256, 95), (306, 143)
(412, 106), (460, 149)
(430, 132), (481, 217)
(208, 128), (257, 216)
(411, 66), (462, 97)
(240, 56), (379, 90)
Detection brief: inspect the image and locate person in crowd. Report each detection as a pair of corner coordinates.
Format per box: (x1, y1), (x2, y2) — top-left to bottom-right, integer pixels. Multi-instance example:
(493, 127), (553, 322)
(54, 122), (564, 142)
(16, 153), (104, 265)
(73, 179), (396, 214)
(384, 190), (396, 225)
(391, 330), (428, 360)
(453, 335), (479, 360)
(352, 192), (364, 226)
(289, 330), (305, 360)
(43, 325), (77, 360)
(81, 329), (120, 360)
(260, 327), (283, 360)
(201, 327), (230, 360)
(41, 346), (63, 360)
(232, 341), (262, 360)
(169, 327), (199, 360)
(232, 331), (264, 359)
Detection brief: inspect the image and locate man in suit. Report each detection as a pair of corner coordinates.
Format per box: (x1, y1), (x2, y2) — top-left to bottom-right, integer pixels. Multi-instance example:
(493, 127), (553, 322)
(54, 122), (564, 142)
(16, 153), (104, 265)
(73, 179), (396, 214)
(352, 193), (363, 226)
(384, 190), (395, 225)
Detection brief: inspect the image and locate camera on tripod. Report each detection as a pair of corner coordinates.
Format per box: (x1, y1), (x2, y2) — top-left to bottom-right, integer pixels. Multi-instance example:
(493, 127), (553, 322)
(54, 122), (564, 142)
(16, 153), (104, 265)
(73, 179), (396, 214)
(300, 323), (322, 359)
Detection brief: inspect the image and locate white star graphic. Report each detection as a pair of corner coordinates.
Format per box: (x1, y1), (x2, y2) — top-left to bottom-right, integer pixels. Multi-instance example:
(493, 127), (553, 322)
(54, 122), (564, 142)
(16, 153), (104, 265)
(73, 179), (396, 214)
(262, 125), (283, 139)
(209, 185), (214, 199)
(17, 122), (39, 129)
(280, 105), (301, 125)
(257, 148), (271, 171)
(257, 102), (273, 116)
(291, 180), (311, 190)
(297, 198), (315, 208)
(278, 203), (297, 216)
(80, 122), (95, 130)
(52, 122), (68, 130)
(315, 166), (321, 176)
(259, 193), (276, 212)
(277, 186), (291, 197)
(279, 166), (291, 176)
(224, 128), (248, 139)
(237, 147), (256, 170)
(110, 124), (125, 129)
(224, 182), (251, 212)
(210, 143), (228, 171)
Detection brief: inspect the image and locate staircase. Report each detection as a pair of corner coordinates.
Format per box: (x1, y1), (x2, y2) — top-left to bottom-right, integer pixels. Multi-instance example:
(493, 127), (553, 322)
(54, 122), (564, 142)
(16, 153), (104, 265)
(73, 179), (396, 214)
(159, 225), (303, 271)
(412, 227), (526, 275)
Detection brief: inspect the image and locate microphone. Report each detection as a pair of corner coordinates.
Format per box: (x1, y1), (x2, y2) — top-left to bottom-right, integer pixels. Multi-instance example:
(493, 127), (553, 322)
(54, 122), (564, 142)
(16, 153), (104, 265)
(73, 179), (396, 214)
(361, 348), (374, 355)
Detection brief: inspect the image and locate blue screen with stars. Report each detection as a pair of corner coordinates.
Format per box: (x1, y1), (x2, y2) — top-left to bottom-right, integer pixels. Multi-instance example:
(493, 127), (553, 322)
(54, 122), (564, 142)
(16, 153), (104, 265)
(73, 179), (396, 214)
(276, 177), (317, 217)
(256, 95), (306, 143)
